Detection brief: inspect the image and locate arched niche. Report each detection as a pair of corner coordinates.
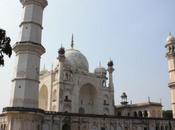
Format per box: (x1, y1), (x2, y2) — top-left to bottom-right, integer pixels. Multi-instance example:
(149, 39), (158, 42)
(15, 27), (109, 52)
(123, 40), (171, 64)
(79, 107), (85, 114)
(63, 104), (71, 112)
(104, 108), (109, 115)
(52, 89), (57, 102)
(39, 85), (48, 110)
(104, 94), (109, 105)
(52, 105), (56, 111)
(79, 83), (97, 114)
(133, 111), (138, 117)
(144, 110), (148, 117)
(138, 111), (143, 117)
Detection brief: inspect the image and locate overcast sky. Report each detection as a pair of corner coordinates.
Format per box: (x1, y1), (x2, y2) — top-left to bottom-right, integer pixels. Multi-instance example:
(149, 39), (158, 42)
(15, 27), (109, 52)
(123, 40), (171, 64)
(0, 0), (175, 111)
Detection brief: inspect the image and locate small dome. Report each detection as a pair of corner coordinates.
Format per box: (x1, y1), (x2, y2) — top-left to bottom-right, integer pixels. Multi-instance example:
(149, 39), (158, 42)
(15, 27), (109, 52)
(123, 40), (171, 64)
(58, 46), (65, 55)
(166, 33), (175, 43)
(40, 69), (49, 75)
(52, 48), (88, 72)
(94, 66), (106, 76)
(65, 49), (89, 72)
(107, 60), (114, 67)
(121, 92), (127, 98)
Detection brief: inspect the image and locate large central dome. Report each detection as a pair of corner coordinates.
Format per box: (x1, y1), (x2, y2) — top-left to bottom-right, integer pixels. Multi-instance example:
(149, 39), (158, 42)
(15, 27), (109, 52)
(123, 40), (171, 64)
(65, 49), (89, 72)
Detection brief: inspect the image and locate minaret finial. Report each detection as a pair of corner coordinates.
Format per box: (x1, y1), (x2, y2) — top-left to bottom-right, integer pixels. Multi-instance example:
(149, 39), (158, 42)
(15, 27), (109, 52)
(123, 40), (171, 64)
(51, 64), (53, 71)
(99, 61), (101, 67)
(160, 98), (162, 104)
(71, 34), (74, 49)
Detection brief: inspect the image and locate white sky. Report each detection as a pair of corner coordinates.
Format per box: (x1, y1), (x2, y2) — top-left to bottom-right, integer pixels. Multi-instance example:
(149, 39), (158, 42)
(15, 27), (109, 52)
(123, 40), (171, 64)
(0, 0), (175, 111)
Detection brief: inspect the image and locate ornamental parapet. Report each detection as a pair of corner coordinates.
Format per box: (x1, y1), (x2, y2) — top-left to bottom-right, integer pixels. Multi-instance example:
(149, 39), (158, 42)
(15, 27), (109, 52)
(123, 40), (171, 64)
(20, 0), (48, 9)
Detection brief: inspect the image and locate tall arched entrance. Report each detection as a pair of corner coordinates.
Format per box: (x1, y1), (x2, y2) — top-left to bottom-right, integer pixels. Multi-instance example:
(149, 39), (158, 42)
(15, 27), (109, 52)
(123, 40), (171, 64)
(39, 85), (48, 110)
(79, 84), (97, 114)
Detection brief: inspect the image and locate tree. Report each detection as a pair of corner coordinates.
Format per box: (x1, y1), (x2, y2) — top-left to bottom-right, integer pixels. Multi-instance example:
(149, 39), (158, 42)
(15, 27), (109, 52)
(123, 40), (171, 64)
(163, 110), (173, 119)
(0, 29), (12, 66)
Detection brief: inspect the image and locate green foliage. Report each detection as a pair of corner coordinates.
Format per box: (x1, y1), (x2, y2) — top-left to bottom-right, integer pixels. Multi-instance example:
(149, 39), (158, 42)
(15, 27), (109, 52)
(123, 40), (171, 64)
(162, 110), (173, 119)
(0, 29), (12, 66)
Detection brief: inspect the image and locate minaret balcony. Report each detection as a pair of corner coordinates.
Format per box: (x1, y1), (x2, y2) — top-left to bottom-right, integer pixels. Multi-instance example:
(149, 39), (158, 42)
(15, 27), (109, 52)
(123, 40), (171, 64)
(168, 82), (175, 88)
(20, 0), (48, 8)
(13, 42), (45, 56)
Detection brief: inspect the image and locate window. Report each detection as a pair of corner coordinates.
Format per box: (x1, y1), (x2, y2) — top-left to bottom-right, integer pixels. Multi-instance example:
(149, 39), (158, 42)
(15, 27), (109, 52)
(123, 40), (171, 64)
(81, 100), (83, 105)
(102, 80), (106, 87)
(138, 111), (143, 117)
(144, 110), (148, 117)
(134, 111), (138, 117)
(104, 100), (107, 105)
(127, 112), (130, 116)
(65, 96), (68, 101)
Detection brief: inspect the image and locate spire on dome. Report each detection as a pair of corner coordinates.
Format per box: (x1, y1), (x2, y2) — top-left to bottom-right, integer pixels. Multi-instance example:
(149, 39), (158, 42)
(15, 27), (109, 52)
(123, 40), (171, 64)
(71, 34), (74, 49)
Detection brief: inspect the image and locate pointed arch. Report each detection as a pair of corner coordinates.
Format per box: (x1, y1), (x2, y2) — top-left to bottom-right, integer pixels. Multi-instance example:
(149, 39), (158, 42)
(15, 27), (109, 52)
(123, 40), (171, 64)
(52, 89), (57, 102)
(39, 85), (48, 110)
(79, 83), (97, 114)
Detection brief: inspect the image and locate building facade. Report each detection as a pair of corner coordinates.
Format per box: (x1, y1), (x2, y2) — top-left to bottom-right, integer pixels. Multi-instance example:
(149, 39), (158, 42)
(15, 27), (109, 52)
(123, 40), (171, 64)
(115, 93), (163, 118)
(0, 0), (175, 130)
(39, 43), (115, 115)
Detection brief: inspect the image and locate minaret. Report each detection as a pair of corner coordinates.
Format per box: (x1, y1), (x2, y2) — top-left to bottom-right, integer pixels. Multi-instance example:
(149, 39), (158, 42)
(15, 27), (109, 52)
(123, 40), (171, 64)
(107, 59), (115, 114)
(107, 60), (115, 88)
(58, 46), (65, 78)
(165, 33), (175, 118)
(10, 0), (48, 108)
(57, 46), (65, 111)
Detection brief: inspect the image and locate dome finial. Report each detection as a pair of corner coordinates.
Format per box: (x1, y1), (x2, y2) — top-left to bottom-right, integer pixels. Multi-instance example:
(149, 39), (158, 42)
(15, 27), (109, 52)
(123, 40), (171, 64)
(71, 34), (74, 49)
